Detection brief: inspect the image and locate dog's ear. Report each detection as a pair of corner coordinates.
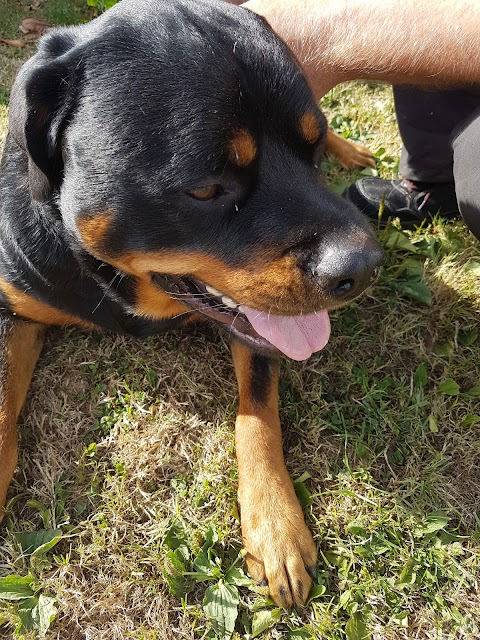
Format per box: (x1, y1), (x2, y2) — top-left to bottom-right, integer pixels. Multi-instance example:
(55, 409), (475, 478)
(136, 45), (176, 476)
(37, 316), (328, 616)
(9, 31), (83, 202)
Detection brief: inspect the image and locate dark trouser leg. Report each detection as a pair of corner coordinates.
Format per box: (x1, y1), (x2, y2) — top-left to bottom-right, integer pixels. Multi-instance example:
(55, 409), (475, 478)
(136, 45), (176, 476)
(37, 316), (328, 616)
(394, 87), (480, 184)
(453, 108), (480, 241)
(343, 88), (480, 227)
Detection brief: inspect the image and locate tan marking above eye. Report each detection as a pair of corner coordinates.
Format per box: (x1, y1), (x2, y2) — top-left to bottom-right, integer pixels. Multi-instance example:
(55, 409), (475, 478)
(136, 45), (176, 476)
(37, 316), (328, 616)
(299, 112), (321, 145)
(77, 210), (113, 253)
(229, 129), (257, 167)
(189, 185), (220, 201)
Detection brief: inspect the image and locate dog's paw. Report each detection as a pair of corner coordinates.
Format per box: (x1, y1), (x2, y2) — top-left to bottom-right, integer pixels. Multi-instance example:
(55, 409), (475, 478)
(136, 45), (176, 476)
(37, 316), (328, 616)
(336, 139), (376, 169)
(239, 481), (317, 609)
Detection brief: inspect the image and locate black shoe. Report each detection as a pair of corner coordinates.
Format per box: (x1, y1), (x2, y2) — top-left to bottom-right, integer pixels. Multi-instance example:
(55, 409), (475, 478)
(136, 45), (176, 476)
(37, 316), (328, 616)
(343, 178), (459, 228)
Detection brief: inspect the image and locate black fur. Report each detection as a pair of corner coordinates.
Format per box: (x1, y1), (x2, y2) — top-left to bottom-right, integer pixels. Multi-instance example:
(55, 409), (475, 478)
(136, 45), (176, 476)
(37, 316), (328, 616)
(0, 0), (380, 335)
(250, 353), (273, 406)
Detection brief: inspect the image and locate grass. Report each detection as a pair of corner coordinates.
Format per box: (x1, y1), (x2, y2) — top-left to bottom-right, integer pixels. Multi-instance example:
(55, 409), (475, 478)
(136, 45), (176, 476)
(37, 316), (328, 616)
(1, 3), (480, 639)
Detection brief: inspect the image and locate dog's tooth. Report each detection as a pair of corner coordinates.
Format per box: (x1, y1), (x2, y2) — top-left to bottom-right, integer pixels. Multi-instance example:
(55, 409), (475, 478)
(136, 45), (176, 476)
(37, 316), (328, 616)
(206, 285), (222, 297)
(222, 296), (237, 309)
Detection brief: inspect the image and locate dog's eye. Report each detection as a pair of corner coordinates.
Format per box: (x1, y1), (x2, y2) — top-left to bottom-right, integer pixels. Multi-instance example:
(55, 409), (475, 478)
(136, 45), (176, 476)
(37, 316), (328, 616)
(188, 185), (222, 201)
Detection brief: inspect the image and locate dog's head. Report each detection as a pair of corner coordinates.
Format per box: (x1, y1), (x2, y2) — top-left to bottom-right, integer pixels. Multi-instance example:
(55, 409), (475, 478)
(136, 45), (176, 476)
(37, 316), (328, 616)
(9, 0), (383, 359)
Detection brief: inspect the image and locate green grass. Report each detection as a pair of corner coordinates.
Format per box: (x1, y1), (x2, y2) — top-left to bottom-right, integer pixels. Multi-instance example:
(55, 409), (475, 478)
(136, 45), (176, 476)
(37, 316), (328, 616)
(0, 0), (88, 36)
(1, 4), (480, 639)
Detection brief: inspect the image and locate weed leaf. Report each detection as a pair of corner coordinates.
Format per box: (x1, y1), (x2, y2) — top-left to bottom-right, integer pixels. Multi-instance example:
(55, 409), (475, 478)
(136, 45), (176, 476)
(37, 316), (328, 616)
(466, 385), (480, 397)
(414, 363), (428, 387)
(401, 257), (425, 279)
(17, 596), (38, 632)
(458, 328), (478, 345)
(345, 612), (370, 640)
(203, 581), (239, 638)
(385, 229), (418, 253)
(397, 558), (417, 587)
(0, 575), (34, 601)
(307, 583), (326, 602)
(346, 523), (368, 537)
(294, 480), (313, 507)
(415, 513), (450, 536)
(163, 549), (191, 597)
(439, 379), (460, 395)
(35, 594), (58, 637)
(163, 519), (192, 594)
(391, 610), (409, 627)
(464, 260), (480, 276)
(287, 630), (313, 640)
(202, 526), (218, 551)
(193, 526), (219, 575)
(251, 608), (282, 637)
(224, 565), (251, 587)
(411, 236), (440, 259)
(324, 552), (349, 571)
(397, 281), (432, 306)
(14, 529), (62, 558)
(164, 519), (188, 552)
(17, 594), (57, 637)
(25, 500), (51, 528)
(339, 589), (352, 608)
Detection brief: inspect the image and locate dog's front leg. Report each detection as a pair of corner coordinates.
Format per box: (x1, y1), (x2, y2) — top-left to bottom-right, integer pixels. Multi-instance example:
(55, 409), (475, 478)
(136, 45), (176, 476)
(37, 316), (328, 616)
(0, 316), (46, 518)
(230, 340), (317, 609)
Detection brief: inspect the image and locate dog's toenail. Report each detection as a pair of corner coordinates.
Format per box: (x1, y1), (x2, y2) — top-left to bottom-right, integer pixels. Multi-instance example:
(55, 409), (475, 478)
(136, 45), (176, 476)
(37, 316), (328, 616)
(307, 565), (317, 581)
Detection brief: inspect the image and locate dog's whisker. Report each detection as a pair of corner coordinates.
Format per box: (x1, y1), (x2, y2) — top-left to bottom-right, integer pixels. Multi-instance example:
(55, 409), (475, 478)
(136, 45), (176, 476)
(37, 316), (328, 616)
(168, 291), (211, 298)
(169, 308), (202, 320)
(91, 272), (124, 315)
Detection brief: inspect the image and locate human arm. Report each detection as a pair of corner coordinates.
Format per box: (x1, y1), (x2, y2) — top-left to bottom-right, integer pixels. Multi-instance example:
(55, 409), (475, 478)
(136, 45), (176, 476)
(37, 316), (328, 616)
(243, 0), (480, 98)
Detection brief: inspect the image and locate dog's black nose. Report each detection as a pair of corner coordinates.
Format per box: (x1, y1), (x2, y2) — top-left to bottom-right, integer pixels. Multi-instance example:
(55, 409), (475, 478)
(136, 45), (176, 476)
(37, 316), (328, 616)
(307, 234), (384, 301)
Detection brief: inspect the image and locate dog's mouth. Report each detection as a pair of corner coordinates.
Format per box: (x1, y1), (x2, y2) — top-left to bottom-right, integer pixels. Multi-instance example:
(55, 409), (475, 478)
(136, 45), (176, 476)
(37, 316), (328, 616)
(152, 274), (331, 360)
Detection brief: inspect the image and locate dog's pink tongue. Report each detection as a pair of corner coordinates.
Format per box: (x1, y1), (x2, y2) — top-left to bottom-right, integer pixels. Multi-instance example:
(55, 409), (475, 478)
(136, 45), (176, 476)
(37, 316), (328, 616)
(242, 307), (331, 361)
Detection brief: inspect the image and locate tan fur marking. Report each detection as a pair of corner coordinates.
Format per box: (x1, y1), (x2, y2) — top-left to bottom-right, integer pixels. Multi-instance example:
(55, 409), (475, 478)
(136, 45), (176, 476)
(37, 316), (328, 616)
(77, 211), (113, 253)
(104, 249), (321, 316)
(0, 277), (97, 329)
(134, 277), (192, 321)
(230, 341), (317, 608)
(299, 112), (321, 145)
(229, 129), (257, 167)
(0, 321), (45, 516)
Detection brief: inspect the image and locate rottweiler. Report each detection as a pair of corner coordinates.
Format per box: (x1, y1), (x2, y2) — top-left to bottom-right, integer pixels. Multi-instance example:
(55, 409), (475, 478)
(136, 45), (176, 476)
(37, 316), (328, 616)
(0, 0), (383, 608)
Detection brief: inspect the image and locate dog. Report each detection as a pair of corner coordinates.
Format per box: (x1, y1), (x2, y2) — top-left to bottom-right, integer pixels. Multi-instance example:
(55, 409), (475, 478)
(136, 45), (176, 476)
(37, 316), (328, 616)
(0, 0), (383, 608)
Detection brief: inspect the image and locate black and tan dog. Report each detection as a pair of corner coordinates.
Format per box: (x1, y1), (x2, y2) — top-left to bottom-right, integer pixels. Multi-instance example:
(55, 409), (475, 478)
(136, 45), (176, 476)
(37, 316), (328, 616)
(0, 0), (383, 608)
